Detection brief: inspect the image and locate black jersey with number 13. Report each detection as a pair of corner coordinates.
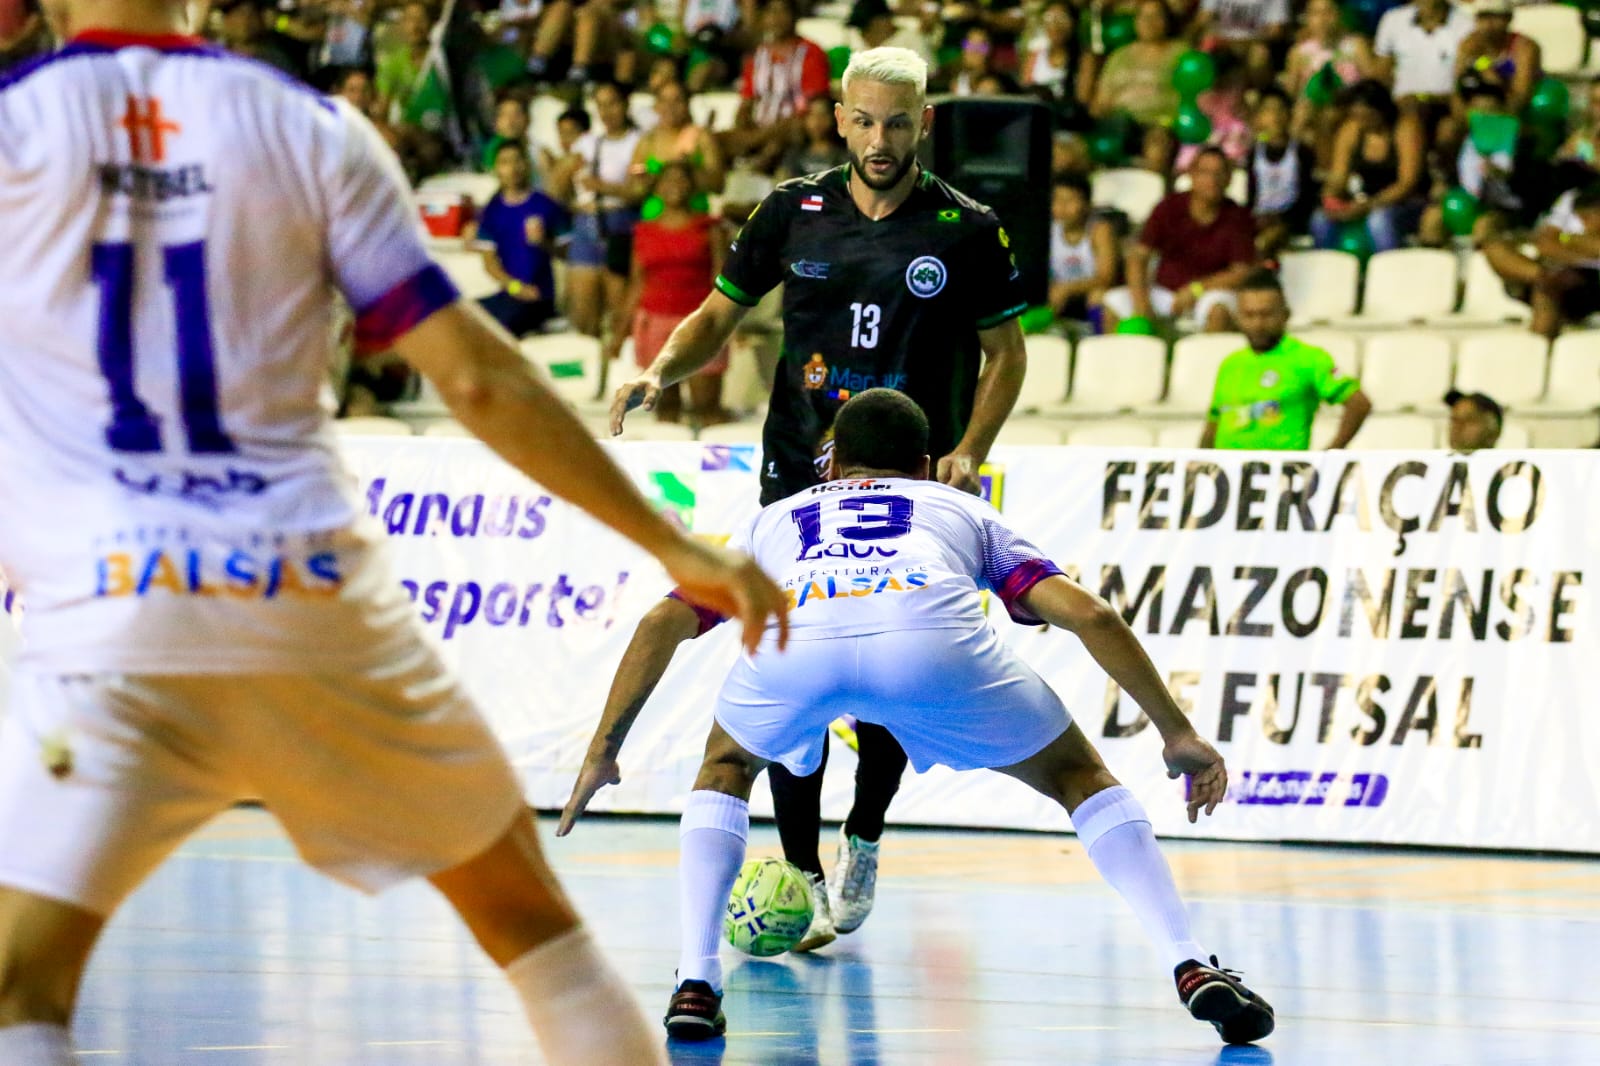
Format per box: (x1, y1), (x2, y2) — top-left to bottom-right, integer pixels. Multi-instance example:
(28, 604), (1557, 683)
(715, 165), (1028, 505)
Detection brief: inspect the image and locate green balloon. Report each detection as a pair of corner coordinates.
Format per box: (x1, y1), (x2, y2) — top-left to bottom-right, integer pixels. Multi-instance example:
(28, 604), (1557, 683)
(644, 22), (676, 56)
(827, 45), (851, 79)
(1441, 186), (1480, 237)
(689, 190), (711, 214)
(1527, 77), (1570, 124)
(1115, 315), (1156, 335)
(1173, 103), (1211, 145)
(1101, 13), (1135, 54)
(1334, 220), (1374, 260)
(640, 194), (665, 221)
(1018, 305), (1056, 334)
(1304, 61), (1342, 107)
(1172, 50), (1215, 98)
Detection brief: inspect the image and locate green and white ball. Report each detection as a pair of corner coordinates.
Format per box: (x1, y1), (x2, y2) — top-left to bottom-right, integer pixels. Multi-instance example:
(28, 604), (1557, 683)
(723, 857), (815, 957)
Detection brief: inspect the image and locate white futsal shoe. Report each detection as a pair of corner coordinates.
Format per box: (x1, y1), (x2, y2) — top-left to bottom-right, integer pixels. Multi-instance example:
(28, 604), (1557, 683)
(830, 827), (880, 934)
(792, 873), (837, 952)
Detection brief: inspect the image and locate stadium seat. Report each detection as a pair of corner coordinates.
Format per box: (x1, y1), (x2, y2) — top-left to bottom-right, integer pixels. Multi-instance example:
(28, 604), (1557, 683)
(1351, 415), (1440, 450)
(1161, 332), (1245, 414)
(530, 93), (568, 152)
(1279, 250), (1360, 324)
(333, 416), (413, 437)
(434, 248), (499, 300)
(1062, 335), (1167, 412)
(796, 17), (851, 51)
(690, 91), (744, 132)
(629, 91), (658, 130)
(1154, 421), (1205, 449)
(1512, 4), (1586, 75)
(1090, 168), (1166, 225)
(420, 419), (474, 438)
(1066, 422), (1155, 447)
(697, 421), (765, 443)
(995, 420), (1064, 445)
(1356, 249), (1459, 323)
(1538, 331), (1600, 412)
(1498, 420), (1532, 449)
(1295, 330), (1363, 377)
(521, 332), (602, 405)
(1452, 332), (1549, 408)
(417, 171), (499, 209)
(1018, 334), (1071, 411)
(1442, 251), (1532, 327)
(1359, 331), (1454, 410)
(1523, 413), (1598, 447)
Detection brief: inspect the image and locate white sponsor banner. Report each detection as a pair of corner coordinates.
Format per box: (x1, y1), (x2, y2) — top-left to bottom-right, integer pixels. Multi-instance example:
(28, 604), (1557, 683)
(341, 440), (1600, 853)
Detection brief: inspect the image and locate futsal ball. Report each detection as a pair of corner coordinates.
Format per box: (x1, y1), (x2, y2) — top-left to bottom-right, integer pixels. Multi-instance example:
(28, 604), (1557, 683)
(723, 857), (815, 957)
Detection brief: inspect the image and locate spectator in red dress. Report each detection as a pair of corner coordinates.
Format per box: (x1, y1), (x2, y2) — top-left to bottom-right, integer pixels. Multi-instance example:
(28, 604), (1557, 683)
(605, 162), (734, 424)
(1103, 147), (1259, 332)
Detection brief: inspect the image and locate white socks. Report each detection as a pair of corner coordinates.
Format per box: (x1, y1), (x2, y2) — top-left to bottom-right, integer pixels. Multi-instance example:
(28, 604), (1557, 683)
(1071, 785), (1208, 971)
(0, 1024), (72, 1066)
(677, 789), (750, 992)
(505, 925), (665, 1066)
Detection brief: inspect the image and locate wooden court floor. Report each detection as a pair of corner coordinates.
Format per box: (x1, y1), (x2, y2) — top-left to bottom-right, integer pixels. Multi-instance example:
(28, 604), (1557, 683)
(68, 810), (1600, 1064)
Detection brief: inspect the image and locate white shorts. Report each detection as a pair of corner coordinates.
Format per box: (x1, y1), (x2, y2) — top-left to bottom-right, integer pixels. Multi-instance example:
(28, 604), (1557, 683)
(1103, 285), (1239, 327)
(713, 625), (1071, 777)
(0, 638), (525, 917)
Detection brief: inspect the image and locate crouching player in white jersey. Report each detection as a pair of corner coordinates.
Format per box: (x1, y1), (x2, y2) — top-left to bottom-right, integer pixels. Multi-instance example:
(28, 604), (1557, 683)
(560, 389), (1276, 1046)
(0, 2), (789, 1064)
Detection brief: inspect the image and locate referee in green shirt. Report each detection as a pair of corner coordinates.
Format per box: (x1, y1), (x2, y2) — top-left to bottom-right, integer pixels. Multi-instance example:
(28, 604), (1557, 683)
(1201, 269), (1372, 450)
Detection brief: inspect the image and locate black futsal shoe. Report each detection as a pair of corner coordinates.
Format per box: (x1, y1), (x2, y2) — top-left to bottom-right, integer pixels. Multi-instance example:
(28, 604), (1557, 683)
(1175, 956), (1276, 1044)
(664, 978), (726, 1041)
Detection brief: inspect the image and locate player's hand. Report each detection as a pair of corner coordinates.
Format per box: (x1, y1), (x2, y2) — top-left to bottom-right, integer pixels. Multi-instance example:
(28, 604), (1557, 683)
(609, 371), (663, 435)
(658, 537), (790, 655)
(512, 284), (543, 303)
(556, 752), (622, 836)
(1163, 731), (1228, 823)
(936, 451), (982, 495)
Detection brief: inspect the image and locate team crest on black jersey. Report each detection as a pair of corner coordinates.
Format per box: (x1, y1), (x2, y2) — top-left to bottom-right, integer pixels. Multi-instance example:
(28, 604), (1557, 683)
(905, 256), (947, 298)
(803, 353), (829, 390)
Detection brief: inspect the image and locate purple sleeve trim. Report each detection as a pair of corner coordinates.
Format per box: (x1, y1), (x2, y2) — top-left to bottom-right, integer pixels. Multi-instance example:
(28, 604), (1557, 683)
(995, 559), (1064, 626)
(353, 263), (458, 354)
(667, 589), (726, 637)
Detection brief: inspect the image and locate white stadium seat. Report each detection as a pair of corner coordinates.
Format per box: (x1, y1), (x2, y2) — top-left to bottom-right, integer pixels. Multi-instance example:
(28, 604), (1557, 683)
(417, 171), (499, 210)
(1539, 332), (1600, 412)
(529, 93), (568, 153)
(1444, 251), (1532, 326)
(1359, 332), (1454, 410)
(995, 421), (1065, 445)
(433, 248), (499, 300)
(1358, 249), (1459, 323)
(697, 421), (765, 444)
(796, 17), (850, 51)
(1155, 422), (1206, 449)
(1351, 415), (1439, 450)
(689, 90), (744, 132)
(333, 416), (413, 437)
(1063, 335), (1167, 412)
(629, 91), (658, 130)
(1162, 333), (1244, 414)
(1018, 334), (1071, 411)
(1090, 168), (1166, 225)
(1452, 333), (1549, 408)
(520, 332), (602, 405)
(1279, 250), (1360, 324)
(1067, 422), (1155, 447)
(1295, 330), (1363, 377)
(1498, 420), (1532, 449)
(1512, 4), (1586, 75)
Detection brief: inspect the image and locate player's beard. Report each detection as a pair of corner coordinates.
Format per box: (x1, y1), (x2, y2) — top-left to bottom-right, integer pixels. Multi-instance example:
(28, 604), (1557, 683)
(850, 147), (916, 191)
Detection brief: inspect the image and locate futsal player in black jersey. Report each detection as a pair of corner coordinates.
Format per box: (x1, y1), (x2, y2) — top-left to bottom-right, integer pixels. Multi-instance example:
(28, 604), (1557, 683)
(609, 45), (1029, 950)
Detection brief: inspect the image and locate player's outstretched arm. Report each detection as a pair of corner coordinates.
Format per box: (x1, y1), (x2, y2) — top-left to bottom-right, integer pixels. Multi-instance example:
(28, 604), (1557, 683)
(395, 302), (788, 655)
(609, 290), (749, 434)
(556, 597), (704, 836)
(1020, 575), (1227, 822)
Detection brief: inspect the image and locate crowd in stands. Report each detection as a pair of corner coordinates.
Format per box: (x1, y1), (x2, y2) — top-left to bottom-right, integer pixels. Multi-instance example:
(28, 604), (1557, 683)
(4, 0), (1598, 446)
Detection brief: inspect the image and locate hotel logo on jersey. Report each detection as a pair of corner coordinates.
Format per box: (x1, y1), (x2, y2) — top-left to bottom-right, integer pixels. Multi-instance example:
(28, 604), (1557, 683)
(101, 95), (214, 203)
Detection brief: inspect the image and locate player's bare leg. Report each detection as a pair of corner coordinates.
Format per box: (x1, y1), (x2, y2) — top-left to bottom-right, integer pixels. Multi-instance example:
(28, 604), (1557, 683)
(666, 722), (767, 1041)
(0, 890), (103, 1065)
(996, 722), (1275, 1044)
(430, 809), (666, 1065)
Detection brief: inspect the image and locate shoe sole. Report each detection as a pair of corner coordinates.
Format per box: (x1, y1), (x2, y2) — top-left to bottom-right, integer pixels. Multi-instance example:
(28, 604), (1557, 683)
(664, 1014), (726, 1041)
(1186, 980), (1276, 1044)
(792, 927), (837, 953)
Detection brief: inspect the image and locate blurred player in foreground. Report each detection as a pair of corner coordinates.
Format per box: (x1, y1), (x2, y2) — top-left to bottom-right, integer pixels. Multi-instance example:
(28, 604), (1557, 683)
(561, 389), (1276, 1046)
(0, 2), (787, 1064)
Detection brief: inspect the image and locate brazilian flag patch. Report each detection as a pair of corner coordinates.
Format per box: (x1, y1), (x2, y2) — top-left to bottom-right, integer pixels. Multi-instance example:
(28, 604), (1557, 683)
(938, 208), (961, 222)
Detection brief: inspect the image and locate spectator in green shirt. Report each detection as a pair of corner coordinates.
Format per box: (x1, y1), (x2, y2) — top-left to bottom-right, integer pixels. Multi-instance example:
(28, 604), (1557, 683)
(1201, 269), (1372, 450)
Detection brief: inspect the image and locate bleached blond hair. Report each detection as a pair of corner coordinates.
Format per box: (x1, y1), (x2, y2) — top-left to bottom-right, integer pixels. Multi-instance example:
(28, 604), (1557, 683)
(841, 47), (928, 102)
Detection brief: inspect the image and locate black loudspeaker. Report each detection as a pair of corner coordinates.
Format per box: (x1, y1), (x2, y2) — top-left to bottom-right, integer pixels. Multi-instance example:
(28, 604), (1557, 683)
(922, 95), (1053, 308)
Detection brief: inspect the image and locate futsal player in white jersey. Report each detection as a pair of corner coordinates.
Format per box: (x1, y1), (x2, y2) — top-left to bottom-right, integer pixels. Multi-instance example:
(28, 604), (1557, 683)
(0, 3), (790, 1063)
(562, 388), (1277, 1046)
